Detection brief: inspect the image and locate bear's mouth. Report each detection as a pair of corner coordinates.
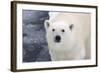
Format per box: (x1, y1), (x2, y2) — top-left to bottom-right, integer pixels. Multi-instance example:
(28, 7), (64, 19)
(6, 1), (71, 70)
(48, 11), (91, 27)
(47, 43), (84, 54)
(54, 35), (61, 43)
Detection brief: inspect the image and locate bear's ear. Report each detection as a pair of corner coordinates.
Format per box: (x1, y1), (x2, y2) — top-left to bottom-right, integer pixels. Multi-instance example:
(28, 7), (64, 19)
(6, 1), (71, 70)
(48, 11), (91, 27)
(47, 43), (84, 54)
(69, 24), (74, 30)
(44, 20), (50, 30)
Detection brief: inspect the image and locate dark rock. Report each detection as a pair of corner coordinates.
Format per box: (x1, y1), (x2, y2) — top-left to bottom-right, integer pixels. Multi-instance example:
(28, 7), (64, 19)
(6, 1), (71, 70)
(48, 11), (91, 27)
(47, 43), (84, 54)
(22, 10), (51, 62)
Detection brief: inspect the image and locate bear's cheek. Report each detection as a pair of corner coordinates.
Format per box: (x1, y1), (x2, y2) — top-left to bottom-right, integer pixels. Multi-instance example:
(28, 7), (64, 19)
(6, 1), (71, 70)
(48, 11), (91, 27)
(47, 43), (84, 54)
(46, 30), (54, 38)
(61, 31), (70, 38)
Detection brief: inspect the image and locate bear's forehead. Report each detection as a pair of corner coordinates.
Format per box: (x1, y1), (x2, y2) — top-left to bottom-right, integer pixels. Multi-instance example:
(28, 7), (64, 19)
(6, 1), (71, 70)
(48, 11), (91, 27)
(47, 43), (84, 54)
(51, 21), (69, 28)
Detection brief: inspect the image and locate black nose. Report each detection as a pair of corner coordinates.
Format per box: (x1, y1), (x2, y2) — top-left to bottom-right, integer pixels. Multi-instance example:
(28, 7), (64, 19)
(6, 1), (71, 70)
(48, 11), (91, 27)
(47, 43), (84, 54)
(55, 35), (61, 43)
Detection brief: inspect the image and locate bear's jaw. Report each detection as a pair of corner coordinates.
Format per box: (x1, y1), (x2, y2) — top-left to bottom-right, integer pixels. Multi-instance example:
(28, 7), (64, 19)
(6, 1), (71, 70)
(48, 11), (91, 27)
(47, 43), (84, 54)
(47, 36), (77, 52)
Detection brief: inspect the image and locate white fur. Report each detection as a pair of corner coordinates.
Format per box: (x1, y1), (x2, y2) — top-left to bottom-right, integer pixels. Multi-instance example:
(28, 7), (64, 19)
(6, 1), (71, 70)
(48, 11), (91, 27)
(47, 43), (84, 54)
(44, 12), (91, 61)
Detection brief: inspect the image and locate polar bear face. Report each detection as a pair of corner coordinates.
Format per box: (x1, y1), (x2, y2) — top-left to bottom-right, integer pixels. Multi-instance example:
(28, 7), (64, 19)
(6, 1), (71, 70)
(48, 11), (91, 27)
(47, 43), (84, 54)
(44, 20), (74, 45)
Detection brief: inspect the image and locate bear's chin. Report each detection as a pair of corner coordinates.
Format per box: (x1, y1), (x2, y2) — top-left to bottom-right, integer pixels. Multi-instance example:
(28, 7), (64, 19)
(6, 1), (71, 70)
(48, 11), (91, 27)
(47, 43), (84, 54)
(54, 40), (61, 43)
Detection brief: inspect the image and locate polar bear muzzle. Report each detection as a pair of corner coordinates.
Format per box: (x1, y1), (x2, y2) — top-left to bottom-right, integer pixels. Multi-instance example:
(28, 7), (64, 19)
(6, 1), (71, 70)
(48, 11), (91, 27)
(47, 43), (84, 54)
(55, 35), (61, 43)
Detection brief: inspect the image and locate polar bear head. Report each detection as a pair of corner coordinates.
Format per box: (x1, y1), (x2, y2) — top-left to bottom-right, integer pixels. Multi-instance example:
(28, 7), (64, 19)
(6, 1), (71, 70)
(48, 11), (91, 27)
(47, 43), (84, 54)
(44, 20), (74, 45)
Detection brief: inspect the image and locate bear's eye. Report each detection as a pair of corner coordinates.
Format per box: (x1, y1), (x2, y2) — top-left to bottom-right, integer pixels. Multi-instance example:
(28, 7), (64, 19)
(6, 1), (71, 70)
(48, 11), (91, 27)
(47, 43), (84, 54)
(61, 29), (65, 32)
(52, 29), (55, 31)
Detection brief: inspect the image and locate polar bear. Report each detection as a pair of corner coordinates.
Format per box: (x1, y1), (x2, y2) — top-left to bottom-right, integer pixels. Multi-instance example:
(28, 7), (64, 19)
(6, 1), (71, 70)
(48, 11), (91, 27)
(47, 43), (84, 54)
(44, 12), (91, 61)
